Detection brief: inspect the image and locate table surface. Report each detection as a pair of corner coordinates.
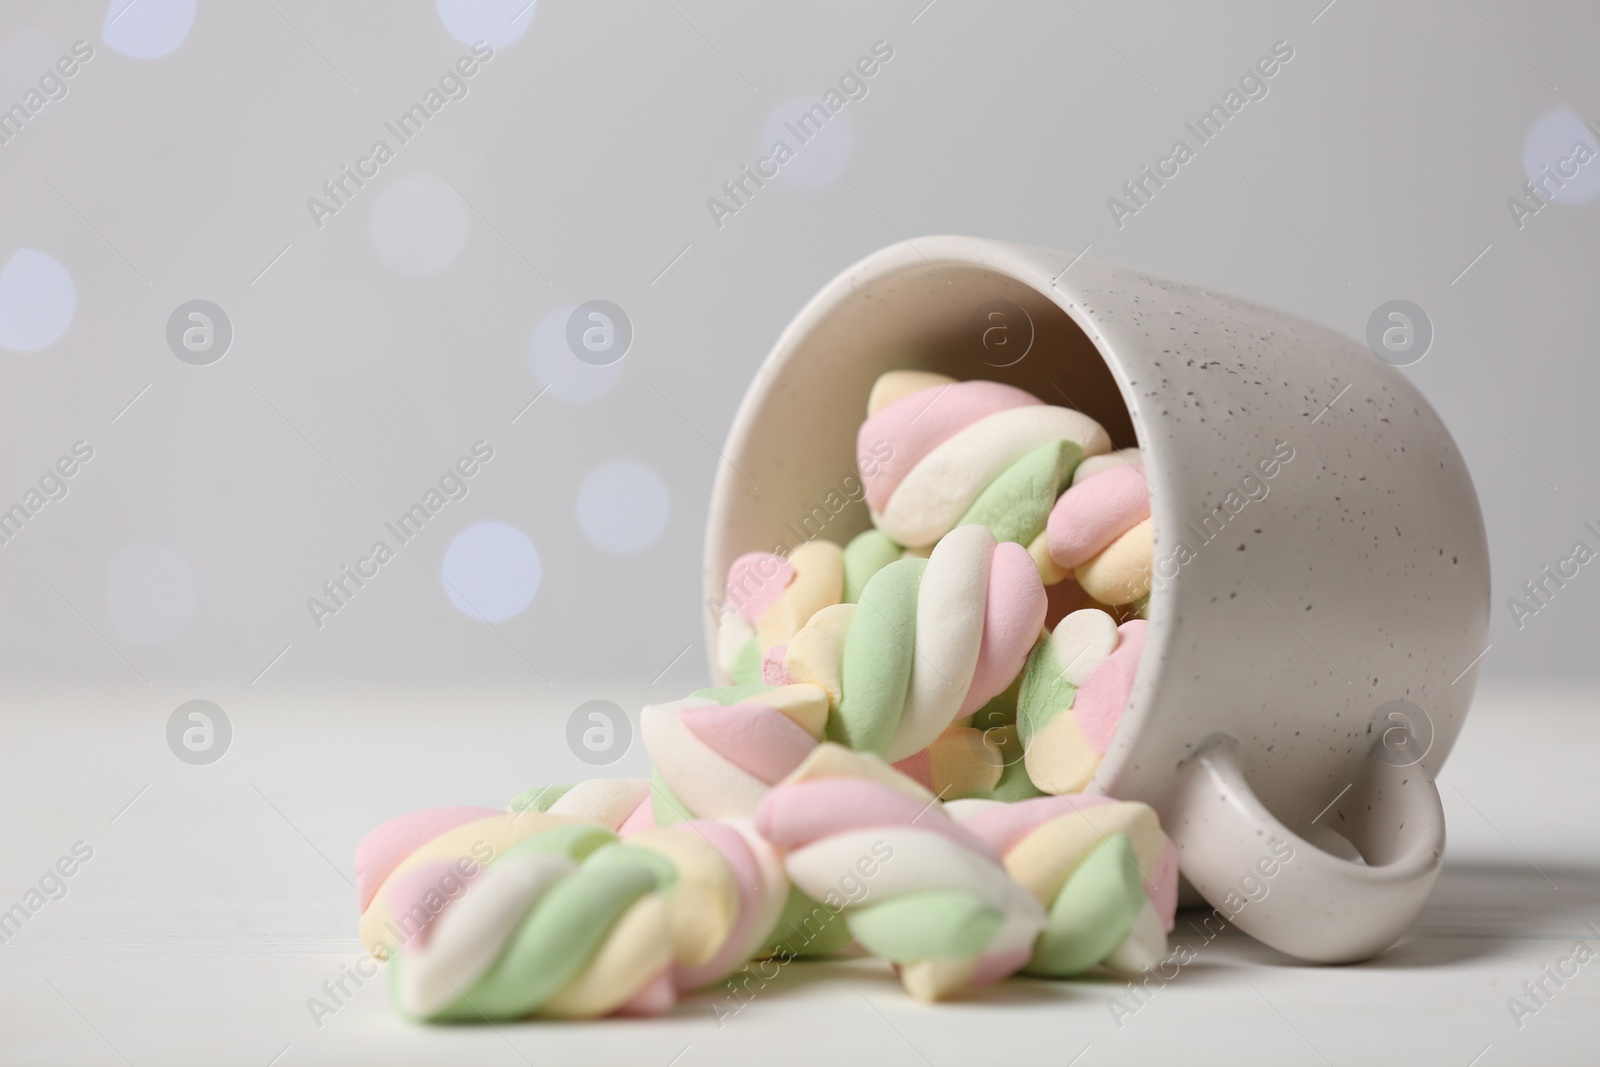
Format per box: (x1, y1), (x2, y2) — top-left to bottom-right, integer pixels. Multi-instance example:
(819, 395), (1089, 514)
(1, 680), (1596, 1067)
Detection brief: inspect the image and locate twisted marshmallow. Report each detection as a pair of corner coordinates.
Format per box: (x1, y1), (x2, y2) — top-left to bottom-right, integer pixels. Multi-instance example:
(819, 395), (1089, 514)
(861, 372), (1152, 609)
(641, 683), (830, 826)
(355, 807), (661, 1018)
(1018, 609), (1147, 793)
(858, 373), (1111, 551)
(1045, 449), (1152, 609)
(951, 794), (1178, 976)
(786, 523), (1046, 764)
(755, 744), (1047, 1000)
(354, 806), (787, 1020)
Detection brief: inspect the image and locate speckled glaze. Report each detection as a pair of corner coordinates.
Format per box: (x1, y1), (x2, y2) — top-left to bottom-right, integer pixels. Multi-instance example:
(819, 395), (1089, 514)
(704, 237), (1489, 963)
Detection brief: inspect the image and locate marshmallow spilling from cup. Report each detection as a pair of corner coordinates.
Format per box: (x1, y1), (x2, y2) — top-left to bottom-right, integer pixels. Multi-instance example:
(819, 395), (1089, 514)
(352, 237), (1489, 1023)
(705, 237), (1489, 964)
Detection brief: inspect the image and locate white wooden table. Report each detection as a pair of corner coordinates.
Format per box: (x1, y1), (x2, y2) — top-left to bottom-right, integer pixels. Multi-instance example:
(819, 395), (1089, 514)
(2, 680), (1596, 1066)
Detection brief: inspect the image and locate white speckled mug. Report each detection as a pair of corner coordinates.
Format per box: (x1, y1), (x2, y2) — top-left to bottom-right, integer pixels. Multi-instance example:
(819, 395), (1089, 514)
(704, 237), (1490, 963)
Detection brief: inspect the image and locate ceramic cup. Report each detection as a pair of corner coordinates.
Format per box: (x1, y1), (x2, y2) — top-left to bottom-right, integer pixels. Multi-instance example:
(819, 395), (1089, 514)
(703, 236), (1489, 963)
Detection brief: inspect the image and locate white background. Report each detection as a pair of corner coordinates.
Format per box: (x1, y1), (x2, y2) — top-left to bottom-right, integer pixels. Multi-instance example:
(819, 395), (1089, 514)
(1, 1), (1598, 1063)
(0, 0), (1597, 691)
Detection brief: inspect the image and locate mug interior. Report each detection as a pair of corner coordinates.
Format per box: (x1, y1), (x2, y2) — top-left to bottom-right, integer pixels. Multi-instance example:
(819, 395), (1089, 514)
(704, 256), (1151, 771)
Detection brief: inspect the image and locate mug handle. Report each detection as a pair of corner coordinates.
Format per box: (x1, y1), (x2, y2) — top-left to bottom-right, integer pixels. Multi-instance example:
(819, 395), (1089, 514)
(1156, 733), (1445, 963)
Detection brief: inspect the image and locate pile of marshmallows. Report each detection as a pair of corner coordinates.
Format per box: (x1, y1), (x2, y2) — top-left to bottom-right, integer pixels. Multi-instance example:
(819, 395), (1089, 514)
(356, 371), (1165, 1022)
(717, 370), (1153, 797)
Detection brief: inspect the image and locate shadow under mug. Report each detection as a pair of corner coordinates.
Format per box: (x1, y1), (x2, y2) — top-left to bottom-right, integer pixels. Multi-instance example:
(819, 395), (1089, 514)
(704, 236), (1489, 963)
